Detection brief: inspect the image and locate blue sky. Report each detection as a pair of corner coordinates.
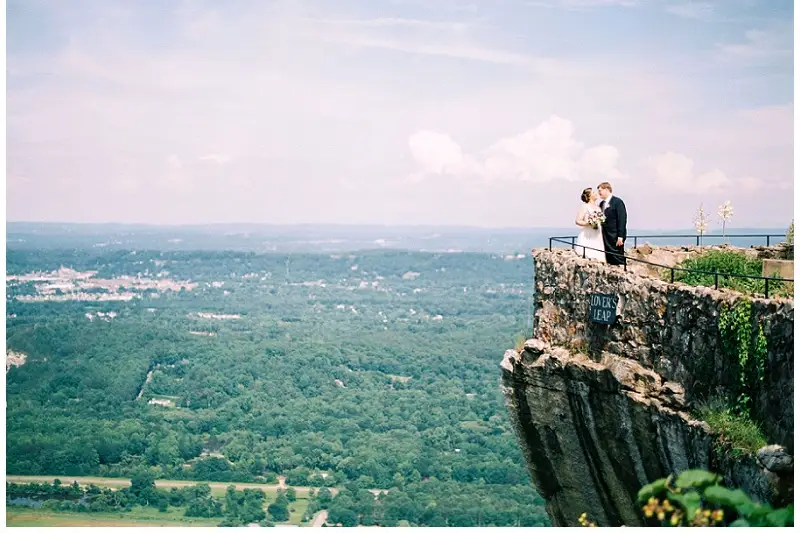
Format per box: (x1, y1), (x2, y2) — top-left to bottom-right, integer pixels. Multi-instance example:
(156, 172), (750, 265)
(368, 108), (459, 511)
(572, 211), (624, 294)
(6, 0), (794, 228)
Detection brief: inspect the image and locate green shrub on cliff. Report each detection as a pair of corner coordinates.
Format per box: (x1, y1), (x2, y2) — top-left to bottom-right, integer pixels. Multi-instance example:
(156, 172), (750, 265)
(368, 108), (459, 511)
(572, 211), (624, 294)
(665, 250), (792, 298)
(696, 400), (766, 456)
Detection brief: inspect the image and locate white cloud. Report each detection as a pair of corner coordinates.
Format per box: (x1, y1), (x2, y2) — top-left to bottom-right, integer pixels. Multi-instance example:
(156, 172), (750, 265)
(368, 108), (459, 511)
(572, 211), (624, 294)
(526, 0), (639, 9)
(110, 175), (141, 194)
(299, 16), (551, 68)
(162, 155), (188, 189)
(339, 178), (357, 190)
(332, 35), (537, 66)
(715, 26), (792, 63)
(7, 175), (32, 192)
(300, 17), (470, 32)
(408, 131), (466, 175)
(409, 115), (624, 184)
(665, 2), (714, 20)
(736, 176), (761, 192)
(652, 151), (731, 193)
(167, 155), (182, 169)
(178, 8), (222, 40)
(200, 153), (232, 164)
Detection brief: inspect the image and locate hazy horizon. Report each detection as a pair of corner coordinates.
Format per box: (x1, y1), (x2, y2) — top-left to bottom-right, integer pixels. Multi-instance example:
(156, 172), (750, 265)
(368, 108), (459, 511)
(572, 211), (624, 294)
(7, 0), (794, 229)
(7, 221), (787, 255)
(5, 220), (790, 232)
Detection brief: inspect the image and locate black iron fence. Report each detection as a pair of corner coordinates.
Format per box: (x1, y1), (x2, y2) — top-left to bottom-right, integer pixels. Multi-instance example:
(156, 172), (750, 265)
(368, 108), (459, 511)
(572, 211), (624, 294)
(547, 234), (792, 298)
(550, 233), (785, 249)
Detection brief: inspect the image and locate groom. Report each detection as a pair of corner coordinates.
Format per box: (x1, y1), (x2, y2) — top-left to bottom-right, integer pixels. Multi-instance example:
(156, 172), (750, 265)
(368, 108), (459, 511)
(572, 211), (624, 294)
(597, 182), (627, 266)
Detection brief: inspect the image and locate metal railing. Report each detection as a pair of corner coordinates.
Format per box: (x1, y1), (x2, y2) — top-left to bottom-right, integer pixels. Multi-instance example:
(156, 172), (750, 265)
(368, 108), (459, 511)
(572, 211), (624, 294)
(547, 234), (792, 298)
(550, 233), (786, 250)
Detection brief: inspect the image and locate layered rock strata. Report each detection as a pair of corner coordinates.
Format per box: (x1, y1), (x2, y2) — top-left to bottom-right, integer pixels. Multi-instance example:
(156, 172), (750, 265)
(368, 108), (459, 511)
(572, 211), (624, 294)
(502, 340), (779, 527)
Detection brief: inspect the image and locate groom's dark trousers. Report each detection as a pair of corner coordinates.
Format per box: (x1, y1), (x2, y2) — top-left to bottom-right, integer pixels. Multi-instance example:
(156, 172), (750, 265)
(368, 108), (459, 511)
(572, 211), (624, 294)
(601, 196), (628, 266)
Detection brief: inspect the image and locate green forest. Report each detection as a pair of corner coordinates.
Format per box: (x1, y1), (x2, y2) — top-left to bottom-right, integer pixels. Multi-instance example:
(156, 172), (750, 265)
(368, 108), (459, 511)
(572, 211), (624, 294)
(6, 247), (549, 526)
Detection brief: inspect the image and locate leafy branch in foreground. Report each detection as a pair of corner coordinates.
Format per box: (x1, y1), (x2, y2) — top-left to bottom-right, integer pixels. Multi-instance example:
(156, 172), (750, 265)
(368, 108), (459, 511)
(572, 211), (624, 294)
(580, 469), (793, 527)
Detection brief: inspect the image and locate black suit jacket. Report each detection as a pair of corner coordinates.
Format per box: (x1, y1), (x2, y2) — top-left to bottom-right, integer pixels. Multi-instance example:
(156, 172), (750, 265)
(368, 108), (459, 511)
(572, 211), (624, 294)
(601, 196), (627, 244)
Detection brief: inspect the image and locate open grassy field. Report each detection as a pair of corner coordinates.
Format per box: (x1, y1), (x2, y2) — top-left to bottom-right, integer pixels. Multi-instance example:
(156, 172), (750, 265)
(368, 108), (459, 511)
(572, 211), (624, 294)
(7, 505), (320, 528)
(7, 475), (321, 527)
(6, 475), (334, 497)
(6, 507), (220, 527)
(287, 497), (312, 525)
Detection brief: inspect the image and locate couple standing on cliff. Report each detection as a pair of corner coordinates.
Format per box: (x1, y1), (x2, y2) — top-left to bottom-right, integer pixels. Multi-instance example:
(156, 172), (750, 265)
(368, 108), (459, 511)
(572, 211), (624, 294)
(575, 181), (628, 265)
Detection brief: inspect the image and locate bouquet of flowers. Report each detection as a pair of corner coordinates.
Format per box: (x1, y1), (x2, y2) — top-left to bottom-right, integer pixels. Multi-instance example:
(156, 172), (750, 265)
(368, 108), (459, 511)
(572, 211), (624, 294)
(587, 211), (606, 229)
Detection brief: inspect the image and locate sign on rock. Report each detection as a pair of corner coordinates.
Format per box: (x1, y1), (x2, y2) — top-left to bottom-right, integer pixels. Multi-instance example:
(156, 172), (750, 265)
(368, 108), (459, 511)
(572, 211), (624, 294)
(589, 293), (617, 324)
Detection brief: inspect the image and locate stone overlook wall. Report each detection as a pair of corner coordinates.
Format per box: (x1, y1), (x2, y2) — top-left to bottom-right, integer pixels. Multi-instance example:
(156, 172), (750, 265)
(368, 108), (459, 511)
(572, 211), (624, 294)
(501, 248), (794, 526)
(532, 248), (793, 450)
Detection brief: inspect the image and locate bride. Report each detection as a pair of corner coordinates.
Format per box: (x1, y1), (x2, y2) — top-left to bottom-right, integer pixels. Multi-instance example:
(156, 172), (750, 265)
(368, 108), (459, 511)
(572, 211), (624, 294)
(575, 187), (606, 262)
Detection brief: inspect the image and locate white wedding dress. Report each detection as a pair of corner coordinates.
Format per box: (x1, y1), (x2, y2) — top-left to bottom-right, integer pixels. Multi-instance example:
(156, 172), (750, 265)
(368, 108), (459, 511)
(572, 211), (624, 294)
(575, 203), (606, 262)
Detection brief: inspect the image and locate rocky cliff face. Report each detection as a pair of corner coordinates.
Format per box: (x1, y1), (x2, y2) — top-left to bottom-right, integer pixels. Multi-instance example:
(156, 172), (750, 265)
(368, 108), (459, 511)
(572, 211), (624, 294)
(532, 249), (793, 451)
(502, 249), (794, 526)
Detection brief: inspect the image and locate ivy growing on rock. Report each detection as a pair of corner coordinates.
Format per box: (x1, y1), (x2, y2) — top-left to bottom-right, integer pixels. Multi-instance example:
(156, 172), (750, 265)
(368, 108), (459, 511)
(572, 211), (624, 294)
(717, 300), (768, 415)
